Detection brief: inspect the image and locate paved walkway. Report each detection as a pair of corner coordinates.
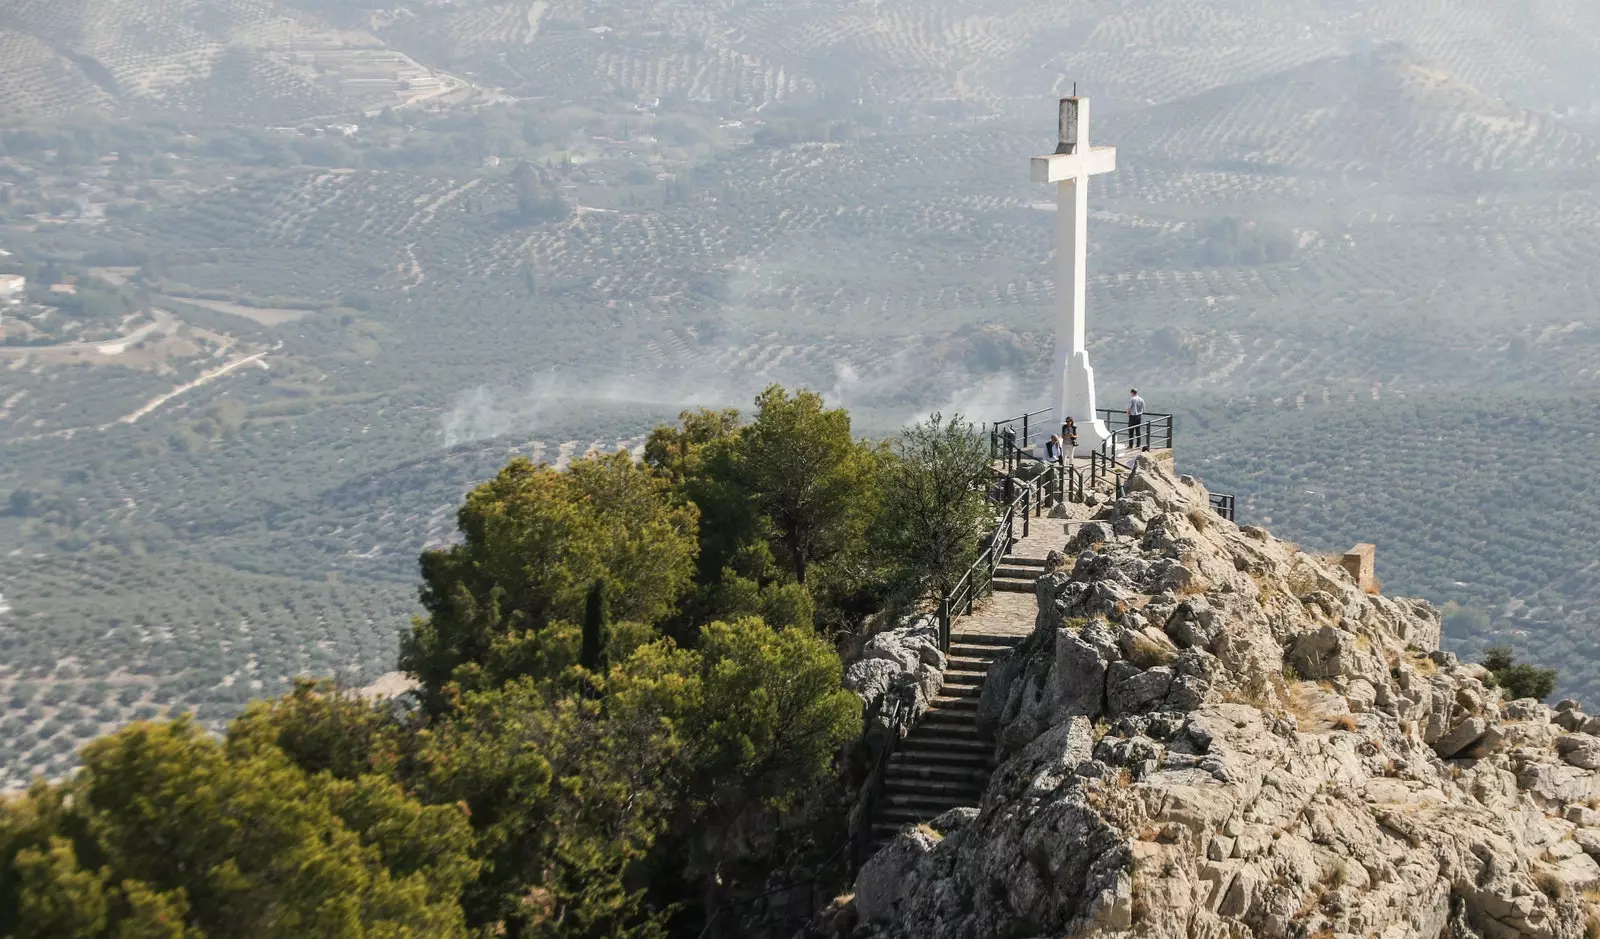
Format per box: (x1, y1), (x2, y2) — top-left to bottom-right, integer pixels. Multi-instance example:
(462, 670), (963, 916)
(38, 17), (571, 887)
(951, 591), (1036, 639)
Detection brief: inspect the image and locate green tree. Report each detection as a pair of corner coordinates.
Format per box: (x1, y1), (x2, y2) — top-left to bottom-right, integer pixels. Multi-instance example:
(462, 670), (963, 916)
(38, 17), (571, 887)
(410, 678), (675, 939)
(0, 719), (475, 939)
(876, 412), (990, 597)
(400, 453), (697, 709)
(615, 617), (859, 929)
(581, 579), (608, 676)
(738, 386), (877, 585)
(1481, 647), (1558, 701)
(644, 408), (756, 586)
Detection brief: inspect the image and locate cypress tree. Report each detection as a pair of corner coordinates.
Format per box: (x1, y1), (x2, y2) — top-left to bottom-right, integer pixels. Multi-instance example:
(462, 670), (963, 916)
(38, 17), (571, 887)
(581, 579), (608, 676)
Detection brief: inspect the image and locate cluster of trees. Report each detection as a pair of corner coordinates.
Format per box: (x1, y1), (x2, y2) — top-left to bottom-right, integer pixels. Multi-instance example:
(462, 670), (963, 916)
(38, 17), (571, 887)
(639, 386), (990, 638)
(1481, 647), (1559, 702)
(1, 386), (996, 937)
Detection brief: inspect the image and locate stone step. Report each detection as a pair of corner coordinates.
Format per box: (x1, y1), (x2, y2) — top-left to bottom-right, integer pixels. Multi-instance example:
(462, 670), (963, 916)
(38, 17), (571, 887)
(949, 633), (1024, 649)
(1001, 555), (1051, 567)
(890, 746), (992, 770)
(935, 682), (982, 699)
(947, 639), (1011, 652)
(946, 655), (1009, 670)
(897, 734), (990, 755)
(881, 776), (986, 798)
(885, 761), (989, 784)
(876, 800), (977, 823)
(921, 710), (979, 732)
(930, 695), (980, 711)
(915, 714), (981, 735)
(992, 579), (1036, 593)
(934, 671), (985, 687)
(993, 566), (1042, 580)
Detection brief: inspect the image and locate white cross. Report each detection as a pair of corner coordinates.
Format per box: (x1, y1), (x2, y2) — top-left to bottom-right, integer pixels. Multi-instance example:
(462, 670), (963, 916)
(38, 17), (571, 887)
(1031, 96), (1116, 452)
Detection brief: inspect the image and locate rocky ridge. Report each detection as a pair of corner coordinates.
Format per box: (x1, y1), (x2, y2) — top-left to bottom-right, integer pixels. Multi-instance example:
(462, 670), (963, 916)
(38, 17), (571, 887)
(832, 456), (1600, 939)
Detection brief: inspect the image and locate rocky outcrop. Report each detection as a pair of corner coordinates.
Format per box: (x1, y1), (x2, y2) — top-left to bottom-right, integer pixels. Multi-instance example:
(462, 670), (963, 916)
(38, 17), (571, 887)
(845, 613), (947, 746)
(842, 614), (948, 835)
(840, 457), (1600, 939)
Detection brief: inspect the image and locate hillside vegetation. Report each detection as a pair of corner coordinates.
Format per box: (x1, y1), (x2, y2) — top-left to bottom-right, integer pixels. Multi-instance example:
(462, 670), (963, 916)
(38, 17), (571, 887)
(3, 0), (1600, 787)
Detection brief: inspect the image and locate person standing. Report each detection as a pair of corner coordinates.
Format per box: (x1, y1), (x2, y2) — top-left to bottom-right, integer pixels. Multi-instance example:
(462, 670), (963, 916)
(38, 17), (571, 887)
(1061, 417), (1078, 463)
(1127, 388), (1147, 450)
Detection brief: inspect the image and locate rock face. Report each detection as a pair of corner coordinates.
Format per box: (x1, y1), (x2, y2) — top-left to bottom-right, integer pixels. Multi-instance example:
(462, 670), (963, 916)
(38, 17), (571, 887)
(842, 614), (947, 834)
(846, 457), (1600, 939)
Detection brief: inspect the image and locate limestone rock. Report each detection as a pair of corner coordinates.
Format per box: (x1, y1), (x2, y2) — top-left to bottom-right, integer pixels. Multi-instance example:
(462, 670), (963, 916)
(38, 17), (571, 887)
(846, 455), (1600, 939)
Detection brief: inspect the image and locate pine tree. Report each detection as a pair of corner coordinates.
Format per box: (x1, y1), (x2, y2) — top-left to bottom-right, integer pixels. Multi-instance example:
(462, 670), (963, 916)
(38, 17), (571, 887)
(581, 579), (608, 676)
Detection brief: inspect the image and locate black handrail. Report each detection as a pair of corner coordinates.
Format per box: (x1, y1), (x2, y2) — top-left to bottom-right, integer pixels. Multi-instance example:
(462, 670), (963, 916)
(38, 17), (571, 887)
(1210, 492), (1236, 522)
(850, 693), (908, 872)
(936, 462), (1061, 652)
(1098, 413), (1174, 466)
(993, 407), (1177, 462)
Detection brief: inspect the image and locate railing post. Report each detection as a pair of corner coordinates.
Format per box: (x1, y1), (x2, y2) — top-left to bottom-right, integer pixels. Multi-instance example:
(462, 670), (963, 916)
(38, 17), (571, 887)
(1022, 413), (1029, 451)
(937, 596), (950, 653)
(1022, 489), (1030, 537)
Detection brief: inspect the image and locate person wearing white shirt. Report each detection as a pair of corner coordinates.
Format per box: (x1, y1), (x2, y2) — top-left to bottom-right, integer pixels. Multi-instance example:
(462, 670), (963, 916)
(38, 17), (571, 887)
(1127, 389), (1147, 451)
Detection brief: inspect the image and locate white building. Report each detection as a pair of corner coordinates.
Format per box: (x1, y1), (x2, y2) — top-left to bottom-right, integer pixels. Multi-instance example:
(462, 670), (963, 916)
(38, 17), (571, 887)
(0, 274), (24, 300)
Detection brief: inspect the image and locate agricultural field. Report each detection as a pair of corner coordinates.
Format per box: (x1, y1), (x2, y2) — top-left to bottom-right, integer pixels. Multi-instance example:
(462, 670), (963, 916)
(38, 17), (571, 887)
(3, 0), (1600, 785)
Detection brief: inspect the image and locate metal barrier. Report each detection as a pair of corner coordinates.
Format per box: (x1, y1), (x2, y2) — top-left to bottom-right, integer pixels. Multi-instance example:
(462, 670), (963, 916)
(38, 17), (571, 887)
(993, 407), (1175, 463)
(850, 694), (907, 872)
(1210, 492), (1236, 521)
(1099, 413), (1174, 466)
(990, 407), (1053, 457)
(936, 463), (1062, 651)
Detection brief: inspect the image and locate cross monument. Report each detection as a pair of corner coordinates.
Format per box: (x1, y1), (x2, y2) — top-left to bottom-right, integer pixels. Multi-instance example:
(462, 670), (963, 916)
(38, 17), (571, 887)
(1031, 95), (1116, 453)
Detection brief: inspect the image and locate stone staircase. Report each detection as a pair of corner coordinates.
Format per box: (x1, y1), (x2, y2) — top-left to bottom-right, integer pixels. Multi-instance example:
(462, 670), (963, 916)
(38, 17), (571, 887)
(865, 521), (1077, 849)
(992, 553), (1050, 593)
(869, 632), (1022, 847)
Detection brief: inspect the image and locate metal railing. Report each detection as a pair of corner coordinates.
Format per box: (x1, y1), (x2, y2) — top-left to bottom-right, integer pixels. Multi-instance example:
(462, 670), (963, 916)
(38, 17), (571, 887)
(993, 407), (1175, 463)
(989, 407), (1053, 457)
(850, 693), (908, 872)
(1210, 492), (1236, 521)
(1099, 413), (1175, 466)
(936, 462), (1062, 651)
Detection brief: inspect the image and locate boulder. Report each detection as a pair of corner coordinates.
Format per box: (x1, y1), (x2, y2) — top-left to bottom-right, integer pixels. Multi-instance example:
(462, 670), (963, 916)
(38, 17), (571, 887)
(1434, 717), (1488, 758)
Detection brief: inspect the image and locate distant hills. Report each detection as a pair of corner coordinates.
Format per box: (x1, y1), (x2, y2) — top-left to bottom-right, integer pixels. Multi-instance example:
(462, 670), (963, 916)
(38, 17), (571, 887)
(1113, 47), (1600, 177)
(2, 0), (1598, 127)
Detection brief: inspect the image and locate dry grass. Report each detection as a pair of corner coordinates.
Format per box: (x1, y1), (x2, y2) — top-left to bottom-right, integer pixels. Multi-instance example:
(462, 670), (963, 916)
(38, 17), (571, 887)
(1364, 576), (1384, 595)
(1332, 714), (1359, 732)
(1127, 633), (1178, 668)
(1186, 507), (1211, 531)
(1534, 868), (1569, 902)
(1582, 889), (1600, 939)
(1405, 649), (1438, 675)
(914, 822), (945, 842)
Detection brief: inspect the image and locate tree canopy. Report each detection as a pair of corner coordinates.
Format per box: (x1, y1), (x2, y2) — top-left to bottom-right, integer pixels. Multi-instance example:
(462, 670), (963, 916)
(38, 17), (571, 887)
(1, 386), (1000, 938)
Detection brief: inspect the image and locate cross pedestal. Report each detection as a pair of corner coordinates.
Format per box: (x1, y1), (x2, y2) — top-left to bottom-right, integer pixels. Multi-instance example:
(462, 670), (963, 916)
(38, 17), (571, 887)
(1031, 96), (1116, 454)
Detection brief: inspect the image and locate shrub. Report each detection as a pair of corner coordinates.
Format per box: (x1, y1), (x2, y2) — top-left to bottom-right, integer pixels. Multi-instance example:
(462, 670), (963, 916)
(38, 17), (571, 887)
(1481, 646), (1558, 701)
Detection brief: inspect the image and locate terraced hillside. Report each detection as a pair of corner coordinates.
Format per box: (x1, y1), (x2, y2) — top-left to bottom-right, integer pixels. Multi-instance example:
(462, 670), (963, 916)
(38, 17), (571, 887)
(0, 0), (476, 121)
(4, 0), (1600, 789)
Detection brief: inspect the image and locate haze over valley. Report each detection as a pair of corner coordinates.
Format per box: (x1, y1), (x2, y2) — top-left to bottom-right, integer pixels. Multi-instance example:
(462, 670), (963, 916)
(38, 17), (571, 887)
(2, 0), (1599, 787)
